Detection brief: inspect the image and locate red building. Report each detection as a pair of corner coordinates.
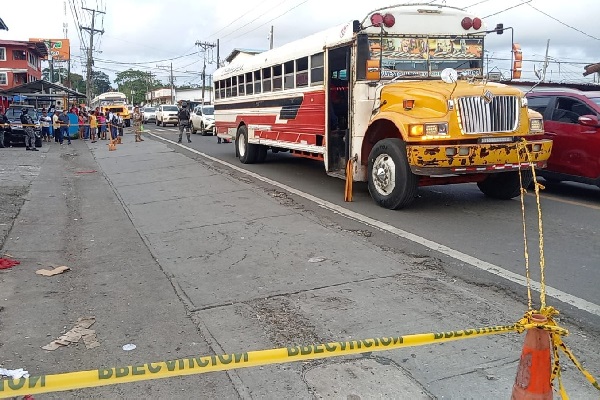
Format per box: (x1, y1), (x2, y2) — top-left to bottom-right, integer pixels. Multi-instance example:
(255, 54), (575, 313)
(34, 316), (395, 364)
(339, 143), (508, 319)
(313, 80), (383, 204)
(0, 39), (48, 90)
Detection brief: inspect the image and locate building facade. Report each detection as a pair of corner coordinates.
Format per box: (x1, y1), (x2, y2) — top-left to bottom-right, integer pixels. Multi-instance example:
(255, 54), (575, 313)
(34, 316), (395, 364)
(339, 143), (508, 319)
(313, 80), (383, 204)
(0, 40), (48, 90)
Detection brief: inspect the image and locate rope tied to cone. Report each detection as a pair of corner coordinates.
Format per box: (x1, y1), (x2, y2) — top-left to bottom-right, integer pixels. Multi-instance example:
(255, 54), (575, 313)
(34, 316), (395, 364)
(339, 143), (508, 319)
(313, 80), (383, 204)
(514, 140), (599, 398)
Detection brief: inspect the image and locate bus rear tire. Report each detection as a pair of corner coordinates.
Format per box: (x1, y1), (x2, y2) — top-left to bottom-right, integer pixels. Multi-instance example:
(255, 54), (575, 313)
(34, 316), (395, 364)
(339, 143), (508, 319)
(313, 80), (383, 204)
(237, 125), (258, 164)
(477, 170), (532, 200)
(368, 138), (418, 209)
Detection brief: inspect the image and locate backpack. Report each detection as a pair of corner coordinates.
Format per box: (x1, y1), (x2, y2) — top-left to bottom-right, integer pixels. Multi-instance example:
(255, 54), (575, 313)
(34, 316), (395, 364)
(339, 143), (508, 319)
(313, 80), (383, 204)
(178, 108), (190, 120)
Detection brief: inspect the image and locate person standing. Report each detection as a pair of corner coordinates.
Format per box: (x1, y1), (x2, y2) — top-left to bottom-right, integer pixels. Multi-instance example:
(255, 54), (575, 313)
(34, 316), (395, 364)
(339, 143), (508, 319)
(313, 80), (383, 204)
(52, 110), (61, 143)
(40, 109), (51, 142)
(58, 109), (71, 145)
(98, 112), (107, 140)
(0, 108), (9, 148)
(132, 106), (144, 142)
(177, 102), (191, 143)
(20, 108), (38, 151)
(89, 111), (98, 143)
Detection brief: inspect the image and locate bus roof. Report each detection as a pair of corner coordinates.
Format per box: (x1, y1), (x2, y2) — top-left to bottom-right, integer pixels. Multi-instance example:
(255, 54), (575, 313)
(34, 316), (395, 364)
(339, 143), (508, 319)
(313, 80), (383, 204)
(214, 4), (487, 81)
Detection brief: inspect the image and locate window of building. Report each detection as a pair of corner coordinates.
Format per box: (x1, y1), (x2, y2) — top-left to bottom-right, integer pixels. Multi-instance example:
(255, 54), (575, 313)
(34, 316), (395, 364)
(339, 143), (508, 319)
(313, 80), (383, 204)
(273, 64), (282, 91)
(0, 72), (7, 86)
(0, 47), (6, 61)
(310, 53), (324, 85)
(13, 50), (26, 60)
(245, 72), (253, 95)
(28, 52), (37, 66)
(219, 80), (225, 99)
(296, 57), (309, 87)
(254, 70), (262, 94)
(262, 67), (272, 92)
(238, 74), (245, 96)
(284, 61), (294, 89)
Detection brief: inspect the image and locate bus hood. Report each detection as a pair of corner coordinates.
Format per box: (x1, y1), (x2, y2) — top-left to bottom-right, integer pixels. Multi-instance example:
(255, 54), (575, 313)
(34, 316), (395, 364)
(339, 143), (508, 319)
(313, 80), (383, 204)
(380, 81), (525, 117)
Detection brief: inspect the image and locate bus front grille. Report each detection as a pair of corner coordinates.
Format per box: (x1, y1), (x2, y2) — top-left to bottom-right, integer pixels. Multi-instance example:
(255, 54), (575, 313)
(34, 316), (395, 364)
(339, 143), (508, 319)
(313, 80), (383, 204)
(457, 95), (519, 134)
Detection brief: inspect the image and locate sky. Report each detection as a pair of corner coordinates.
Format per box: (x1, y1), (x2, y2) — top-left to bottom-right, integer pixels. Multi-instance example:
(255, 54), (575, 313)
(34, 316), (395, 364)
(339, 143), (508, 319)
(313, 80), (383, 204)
(1, 0), (599, 88)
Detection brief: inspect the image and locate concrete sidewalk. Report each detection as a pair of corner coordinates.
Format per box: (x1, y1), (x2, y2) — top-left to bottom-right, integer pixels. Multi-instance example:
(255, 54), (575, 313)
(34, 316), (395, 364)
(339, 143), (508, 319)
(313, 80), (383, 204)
(1, 134), (597, 398)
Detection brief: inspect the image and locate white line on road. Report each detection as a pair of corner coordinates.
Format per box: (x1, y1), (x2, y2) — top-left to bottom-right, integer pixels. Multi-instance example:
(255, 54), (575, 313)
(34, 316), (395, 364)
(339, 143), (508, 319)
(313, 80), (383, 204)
(150, 133), (600, 318)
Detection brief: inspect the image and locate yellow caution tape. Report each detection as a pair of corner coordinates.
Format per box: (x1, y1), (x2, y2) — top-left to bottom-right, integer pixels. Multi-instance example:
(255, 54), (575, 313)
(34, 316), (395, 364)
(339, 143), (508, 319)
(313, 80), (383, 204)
(1, 323), (521, 397)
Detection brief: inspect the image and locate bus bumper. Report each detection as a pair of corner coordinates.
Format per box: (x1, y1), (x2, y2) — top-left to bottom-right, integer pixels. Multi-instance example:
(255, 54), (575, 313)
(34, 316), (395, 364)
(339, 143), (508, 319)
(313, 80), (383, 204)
(406, 139), (553, 175)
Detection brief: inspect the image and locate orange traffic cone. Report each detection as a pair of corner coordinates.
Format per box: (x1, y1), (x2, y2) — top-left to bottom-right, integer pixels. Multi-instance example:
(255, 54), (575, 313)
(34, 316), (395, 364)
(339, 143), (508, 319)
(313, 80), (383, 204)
(511, 314), (553, 399)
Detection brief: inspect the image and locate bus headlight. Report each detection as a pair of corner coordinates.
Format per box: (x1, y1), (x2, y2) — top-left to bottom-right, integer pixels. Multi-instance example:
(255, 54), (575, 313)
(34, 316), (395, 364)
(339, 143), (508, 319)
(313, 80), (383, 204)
(409, 123), (448, 137)
(529, 118), (544, 133)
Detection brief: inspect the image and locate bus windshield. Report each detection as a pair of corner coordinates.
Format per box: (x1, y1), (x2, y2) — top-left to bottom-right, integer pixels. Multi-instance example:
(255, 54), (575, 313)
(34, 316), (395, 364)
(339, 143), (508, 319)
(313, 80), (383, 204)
(368, 36), (483, 79)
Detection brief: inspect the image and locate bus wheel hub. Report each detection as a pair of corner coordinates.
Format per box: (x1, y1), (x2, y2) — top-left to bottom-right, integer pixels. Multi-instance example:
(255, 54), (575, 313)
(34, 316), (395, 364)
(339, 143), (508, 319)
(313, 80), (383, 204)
(372, 154), (396, 195)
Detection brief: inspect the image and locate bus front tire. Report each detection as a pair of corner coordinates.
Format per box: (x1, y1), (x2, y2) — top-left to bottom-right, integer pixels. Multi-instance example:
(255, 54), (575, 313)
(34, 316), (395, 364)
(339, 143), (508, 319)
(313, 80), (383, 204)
(237, 125), (258, 164)
(477, 170), (532, 200)
(367, 138), (418, 209)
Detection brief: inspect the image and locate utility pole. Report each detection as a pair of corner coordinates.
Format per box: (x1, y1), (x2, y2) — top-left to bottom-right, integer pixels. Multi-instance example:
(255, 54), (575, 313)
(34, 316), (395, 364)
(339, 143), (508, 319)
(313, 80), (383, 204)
(269, 25), (274, 50)
(80, 6), (105, 104)
(542, 39), (550, 82)
(216, 39), (220, 68)
(195, 40), (217, 104)
(156, 63), (175, 104)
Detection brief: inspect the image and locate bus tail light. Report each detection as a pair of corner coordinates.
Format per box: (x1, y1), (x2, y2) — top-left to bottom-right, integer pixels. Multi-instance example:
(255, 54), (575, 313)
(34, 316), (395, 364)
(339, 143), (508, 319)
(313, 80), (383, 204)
(383, 14), (395, 28)
(472, 17), (482, 30)
(371, 13), (395, 28)
(370, 13), (384, 27)
(461, 17), (473, 30)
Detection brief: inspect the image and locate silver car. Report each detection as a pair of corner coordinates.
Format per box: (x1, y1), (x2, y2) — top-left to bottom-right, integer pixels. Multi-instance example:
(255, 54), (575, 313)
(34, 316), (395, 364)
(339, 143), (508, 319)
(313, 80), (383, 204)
(155, 105), (179, 127)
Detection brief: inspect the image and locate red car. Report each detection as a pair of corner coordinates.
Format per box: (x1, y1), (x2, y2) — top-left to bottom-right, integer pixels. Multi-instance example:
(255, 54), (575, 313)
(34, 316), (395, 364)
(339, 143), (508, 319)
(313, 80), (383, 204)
(526, 89), (600, 188)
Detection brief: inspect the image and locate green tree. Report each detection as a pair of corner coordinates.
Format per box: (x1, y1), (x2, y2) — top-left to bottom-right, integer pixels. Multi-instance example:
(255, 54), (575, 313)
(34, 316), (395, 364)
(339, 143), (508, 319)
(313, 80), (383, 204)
(91, 71), (112, 97)
(115, 69), (162, 105)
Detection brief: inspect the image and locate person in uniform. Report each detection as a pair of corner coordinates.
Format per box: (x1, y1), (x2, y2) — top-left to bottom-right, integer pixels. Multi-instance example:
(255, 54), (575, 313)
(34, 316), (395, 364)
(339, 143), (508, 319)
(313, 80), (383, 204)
(177, 102), (191, 144)
(20, 108), (38, 151)
(132, 106), (144, 142)
(0, 108), (9, 148)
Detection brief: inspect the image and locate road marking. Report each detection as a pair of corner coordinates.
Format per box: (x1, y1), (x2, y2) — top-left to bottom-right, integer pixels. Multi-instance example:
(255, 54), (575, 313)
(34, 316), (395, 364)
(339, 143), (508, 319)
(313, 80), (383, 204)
(149, 133), (600, 318)
(535, 192), (600, 211)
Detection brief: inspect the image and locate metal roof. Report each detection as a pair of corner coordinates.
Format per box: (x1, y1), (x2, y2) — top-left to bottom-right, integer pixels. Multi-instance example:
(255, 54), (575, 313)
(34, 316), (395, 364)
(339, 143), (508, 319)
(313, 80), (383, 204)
(0, 79), (86, 98)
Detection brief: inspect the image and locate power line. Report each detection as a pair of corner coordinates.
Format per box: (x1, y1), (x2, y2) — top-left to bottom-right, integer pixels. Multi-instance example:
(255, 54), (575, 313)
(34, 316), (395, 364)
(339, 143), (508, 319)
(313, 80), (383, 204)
(482, 0), (531, 19)
(223, 0), (309, 44)
(205, 0), (271, 39)
(218, 0), (287, 40)
(93, 52), (198, 66)
(521, 1), (600, 41)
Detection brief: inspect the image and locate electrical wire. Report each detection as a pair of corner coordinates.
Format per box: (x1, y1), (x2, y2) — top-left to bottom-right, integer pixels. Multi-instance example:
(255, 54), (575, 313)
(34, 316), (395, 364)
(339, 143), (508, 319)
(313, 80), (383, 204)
(522, 1), (599, 41)
(205, 0), (272, 39)
(218, 0), (288, 40)
(482, 0), (531, 19)
(222, 0), (309, 44)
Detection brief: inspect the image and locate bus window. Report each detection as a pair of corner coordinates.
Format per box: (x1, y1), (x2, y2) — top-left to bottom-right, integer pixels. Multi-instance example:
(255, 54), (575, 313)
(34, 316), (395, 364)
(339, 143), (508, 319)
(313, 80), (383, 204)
(238, 74), (245, 96)
(273, 65), (283, 91)
(311, 53), (324, 85)
(284, 60), (294, 89)
(245, 72), (253, 95)
(254, 70), (262, 94)
(226, 78), (232, 98)
(262, 67), (272, 92)
(232, 76), (238, 97)
(296, 56), (308, 87)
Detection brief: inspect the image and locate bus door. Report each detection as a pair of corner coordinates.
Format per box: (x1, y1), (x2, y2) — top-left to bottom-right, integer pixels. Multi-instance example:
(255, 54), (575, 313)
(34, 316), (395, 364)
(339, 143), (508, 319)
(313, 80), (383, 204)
(326, 46), (351, 173)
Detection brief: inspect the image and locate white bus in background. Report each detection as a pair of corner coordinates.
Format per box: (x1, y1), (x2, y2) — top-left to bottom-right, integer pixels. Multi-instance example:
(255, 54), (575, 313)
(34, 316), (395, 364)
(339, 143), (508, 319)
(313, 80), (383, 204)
(213, 3), (552, 209)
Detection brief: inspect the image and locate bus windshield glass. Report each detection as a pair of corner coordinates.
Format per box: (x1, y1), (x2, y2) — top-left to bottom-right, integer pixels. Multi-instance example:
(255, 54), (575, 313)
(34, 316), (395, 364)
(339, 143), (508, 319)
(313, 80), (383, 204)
(368, 36), (483, 79)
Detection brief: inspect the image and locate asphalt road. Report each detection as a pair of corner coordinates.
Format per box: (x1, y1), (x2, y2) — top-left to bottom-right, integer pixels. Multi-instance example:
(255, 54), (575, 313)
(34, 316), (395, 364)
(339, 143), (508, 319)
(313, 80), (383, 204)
(149, 124), (600, 328)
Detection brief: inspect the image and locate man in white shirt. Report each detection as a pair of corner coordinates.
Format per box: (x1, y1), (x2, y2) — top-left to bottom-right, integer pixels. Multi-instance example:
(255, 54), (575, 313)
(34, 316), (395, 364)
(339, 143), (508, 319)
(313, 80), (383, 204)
(40, 109), (51, 142)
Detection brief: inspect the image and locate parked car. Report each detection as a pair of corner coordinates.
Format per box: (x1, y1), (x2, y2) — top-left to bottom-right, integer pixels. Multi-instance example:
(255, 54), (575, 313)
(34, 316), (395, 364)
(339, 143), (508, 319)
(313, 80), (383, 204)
(526, 89), (600, 188)
(2, 105), (42, 148)
(142, 106), (156, 123)
(190, 104), (215, 135)
(155, 104), (179, 127)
